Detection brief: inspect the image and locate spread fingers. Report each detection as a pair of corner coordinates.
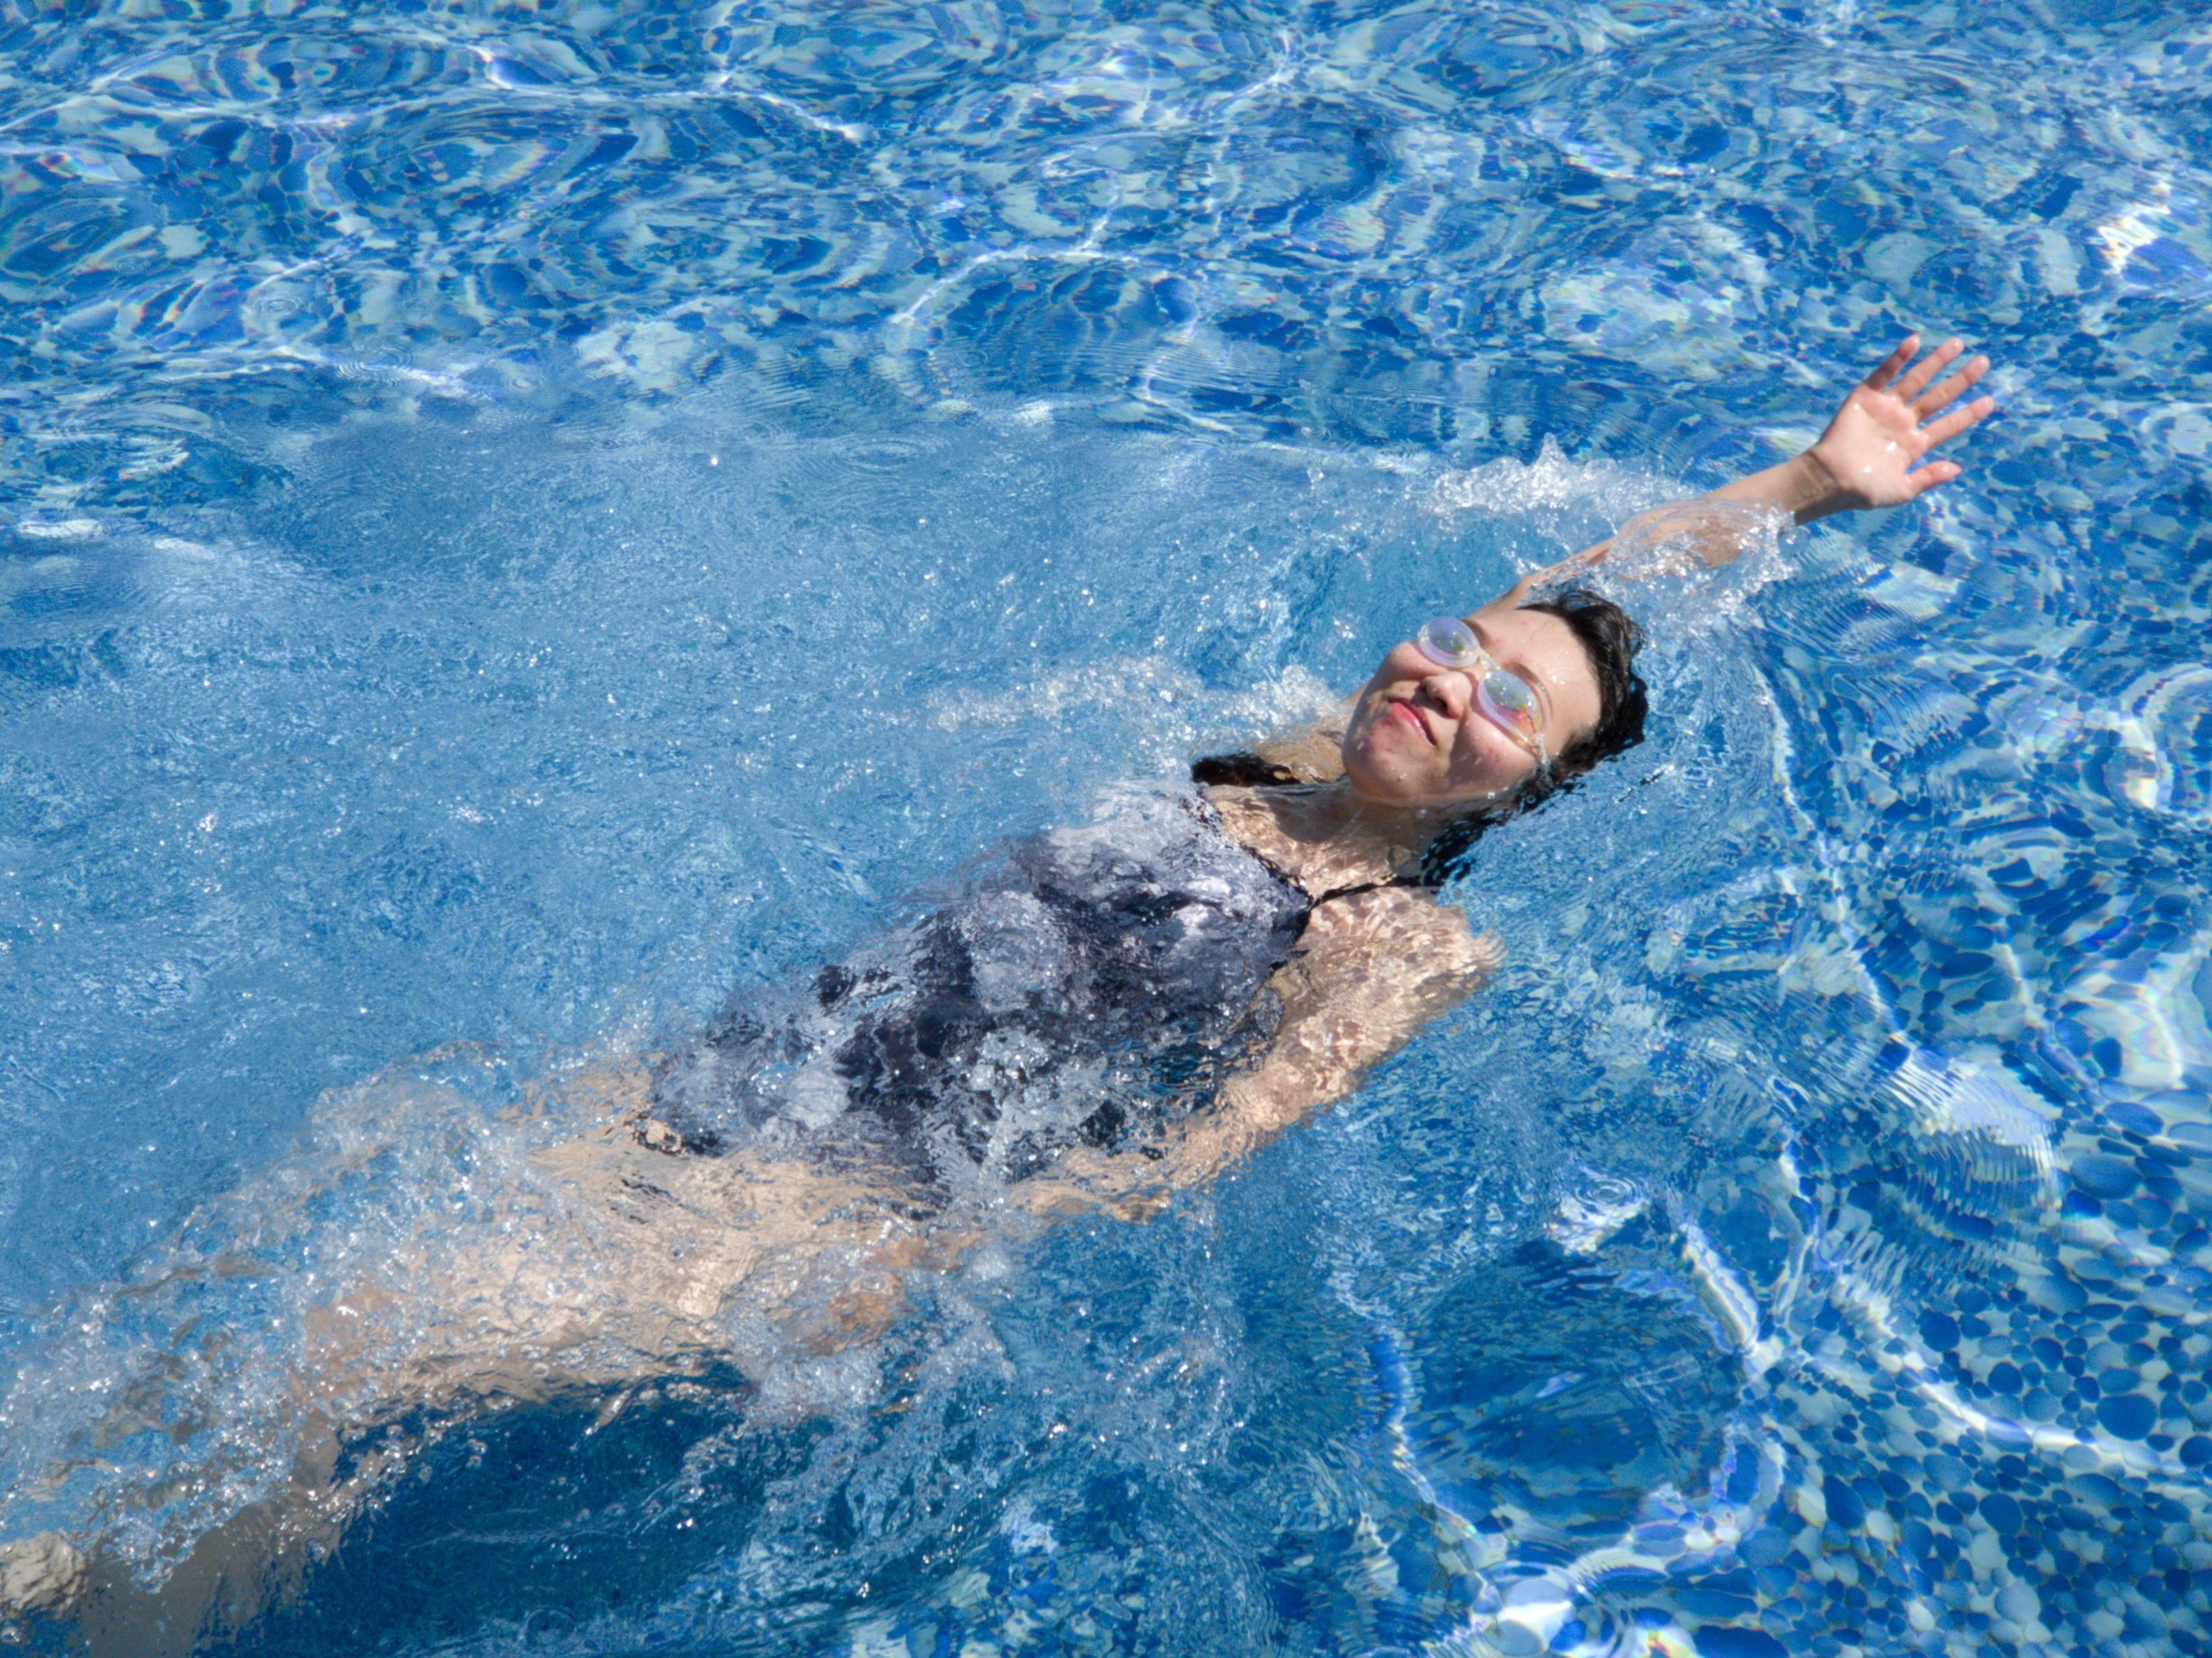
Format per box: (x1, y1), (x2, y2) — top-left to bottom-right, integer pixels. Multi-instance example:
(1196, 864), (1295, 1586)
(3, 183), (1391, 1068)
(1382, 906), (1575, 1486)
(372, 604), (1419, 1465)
(1863, 334), (1920, 391)
(1905, 460), (1964, 496)
(1913, 354), (1989, 416)
(1894, 336), (1965, 402)
(1920, 395), (1998, 448)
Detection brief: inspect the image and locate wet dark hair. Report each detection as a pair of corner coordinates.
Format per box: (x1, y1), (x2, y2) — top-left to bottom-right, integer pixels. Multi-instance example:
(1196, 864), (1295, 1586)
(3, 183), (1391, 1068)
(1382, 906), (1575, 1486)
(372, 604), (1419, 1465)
(1191, 584), (1649, 885)
(1188, 752), (1302, 788)
(1522, 585), (1650, 790)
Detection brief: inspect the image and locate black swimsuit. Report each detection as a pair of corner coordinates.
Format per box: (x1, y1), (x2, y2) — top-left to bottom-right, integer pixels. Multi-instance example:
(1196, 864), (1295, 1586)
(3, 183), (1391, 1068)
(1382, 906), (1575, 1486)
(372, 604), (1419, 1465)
(645, 788), (1315, 1198)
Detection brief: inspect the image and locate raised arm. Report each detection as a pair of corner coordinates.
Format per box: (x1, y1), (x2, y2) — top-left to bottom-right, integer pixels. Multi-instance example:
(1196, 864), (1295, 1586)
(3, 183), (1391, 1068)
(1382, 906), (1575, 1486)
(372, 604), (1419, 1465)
(1496, 333), (1998, 605)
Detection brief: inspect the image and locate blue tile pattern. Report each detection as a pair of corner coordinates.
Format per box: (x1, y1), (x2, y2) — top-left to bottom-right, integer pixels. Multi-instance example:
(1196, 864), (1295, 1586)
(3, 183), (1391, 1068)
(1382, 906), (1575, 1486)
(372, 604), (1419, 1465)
(0, 2), (2209, 1655)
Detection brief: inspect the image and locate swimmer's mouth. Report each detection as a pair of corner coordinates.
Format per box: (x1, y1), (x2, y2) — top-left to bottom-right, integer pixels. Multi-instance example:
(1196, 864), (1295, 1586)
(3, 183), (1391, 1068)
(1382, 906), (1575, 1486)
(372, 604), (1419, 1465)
(1385, 699), (1438, 744)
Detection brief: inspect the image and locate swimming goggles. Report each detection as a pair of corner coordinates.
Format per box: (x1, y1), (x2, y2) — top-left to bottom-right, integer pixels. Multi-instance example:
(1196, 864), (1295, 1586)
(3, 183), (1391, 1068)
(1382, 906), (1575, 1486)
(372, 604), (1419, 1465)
(1414, 616), (1550, 766)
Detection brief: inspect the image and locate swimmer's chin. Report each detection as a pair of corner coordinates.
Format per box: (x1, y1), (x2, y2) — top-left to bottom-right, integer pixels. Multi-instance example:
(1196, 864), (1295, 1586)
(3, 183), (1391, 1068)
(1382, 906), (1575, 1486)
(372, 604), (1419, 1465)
(1342, 762), (1508, 814)
(1342, 730), (1495, 812)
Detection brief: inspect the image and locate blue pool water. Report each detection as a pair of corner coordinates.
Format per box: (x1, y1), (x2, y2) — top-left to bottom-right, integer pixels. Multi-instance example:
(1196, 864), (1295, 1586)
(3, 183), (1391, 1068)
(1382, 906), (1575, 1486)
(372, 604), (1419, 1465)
(3, 0), (2212, 1652)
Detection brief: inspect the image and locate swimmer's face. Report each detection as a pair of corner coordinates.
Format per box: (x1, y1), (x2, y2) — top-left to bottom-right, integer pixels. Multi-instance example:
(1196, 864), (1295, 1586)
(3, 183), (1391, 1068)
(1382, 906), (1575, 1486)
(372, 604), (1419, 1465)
(1342, 605), (1604, 807)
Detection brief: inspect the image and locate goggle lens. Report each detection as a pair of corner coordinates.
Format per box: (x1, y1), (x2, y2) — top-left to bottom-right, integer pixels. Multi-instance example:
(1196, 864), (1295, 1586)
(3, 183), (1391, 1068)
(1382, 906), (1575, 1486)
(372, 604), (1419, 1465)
(1416, 616), (1480, 669)
(1412, 615), (1547, 761)
(1478, 672), (1543, 749)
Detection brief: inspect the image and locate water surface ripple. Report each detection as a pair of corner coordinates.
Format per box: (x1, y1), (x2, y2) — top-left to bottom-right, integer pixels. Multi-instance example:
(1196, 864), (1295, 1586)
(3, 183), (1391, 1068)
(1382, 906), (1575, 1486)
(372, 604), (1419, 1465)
(2, 2), (2210, 1656)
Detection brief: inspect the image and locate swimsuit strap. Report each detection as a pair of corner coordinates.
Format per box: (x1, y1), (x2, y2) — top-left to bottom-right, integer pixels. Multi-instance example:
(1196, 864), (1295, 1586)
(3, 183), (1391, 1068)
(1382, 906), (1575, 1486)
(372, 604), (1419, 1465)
(1184, 783), (1437, 906)
(1178, 787), (1321, 905)
(1306, 873), (1435, 904)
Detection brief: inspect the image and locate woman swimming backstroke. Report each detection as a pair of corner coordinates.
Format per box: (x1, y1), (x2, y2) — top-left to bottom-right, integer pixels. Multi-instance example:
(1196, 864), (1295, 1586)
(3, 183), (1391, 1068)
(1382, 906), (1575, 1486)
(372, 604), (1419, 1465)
(0, 333), (1994, 1641)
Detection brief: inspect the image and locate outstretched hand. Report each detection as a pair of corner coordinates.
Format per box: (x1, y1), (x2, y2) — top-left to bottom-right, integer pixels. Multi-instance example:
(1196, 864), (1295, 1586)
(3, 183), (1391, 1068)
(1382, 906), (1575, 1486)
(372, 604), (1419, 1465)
(1492, 328), (2001, 604)
(1804, 334), (1997, 513)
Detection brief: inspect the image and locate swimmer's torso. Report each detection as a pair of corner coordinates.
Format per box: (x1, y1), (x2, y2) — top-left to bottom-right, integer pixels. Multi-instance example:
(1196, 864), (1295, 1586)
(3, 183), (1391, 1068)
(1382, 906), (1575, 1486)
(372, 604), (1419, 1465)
(644, 789), (1312, 1198)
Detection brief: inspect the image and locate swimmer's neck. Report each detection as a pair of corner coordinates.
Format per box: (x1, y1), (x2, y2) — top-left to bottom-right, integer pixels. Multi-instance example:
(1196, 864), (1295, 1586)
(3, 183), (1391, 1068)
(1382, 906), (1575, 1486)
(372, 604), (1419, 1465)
(1204, 780), (1450, 896)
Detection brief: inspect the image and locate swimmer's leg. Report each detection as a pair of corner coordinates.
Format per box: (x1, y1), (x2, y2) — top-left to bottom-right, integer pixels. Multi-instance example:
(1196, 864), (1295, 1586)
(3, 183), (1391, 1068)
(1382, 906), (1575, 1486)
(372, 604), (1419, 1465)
(2, 1083), (955, 1641)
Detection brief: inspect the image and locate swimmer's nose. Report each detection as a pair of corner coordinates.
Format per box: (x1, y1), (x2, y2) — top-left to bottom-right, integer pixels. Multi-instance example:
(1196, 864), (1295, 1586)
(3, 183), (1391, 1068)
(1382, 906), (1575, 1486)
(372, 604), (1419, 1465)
(1419, 669), (1471, 722)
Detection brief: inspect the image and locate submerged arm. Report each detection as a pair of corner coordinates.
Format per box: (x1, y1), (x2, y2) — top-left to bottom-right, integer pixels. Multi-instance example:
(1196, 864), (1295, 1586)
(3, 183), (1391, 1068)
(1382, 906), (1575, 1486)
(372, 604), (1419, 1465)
(1184, 886), (1498, 1176)
(1027, 886), (1497, 1217)
(1495, 333), (1998, 605)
